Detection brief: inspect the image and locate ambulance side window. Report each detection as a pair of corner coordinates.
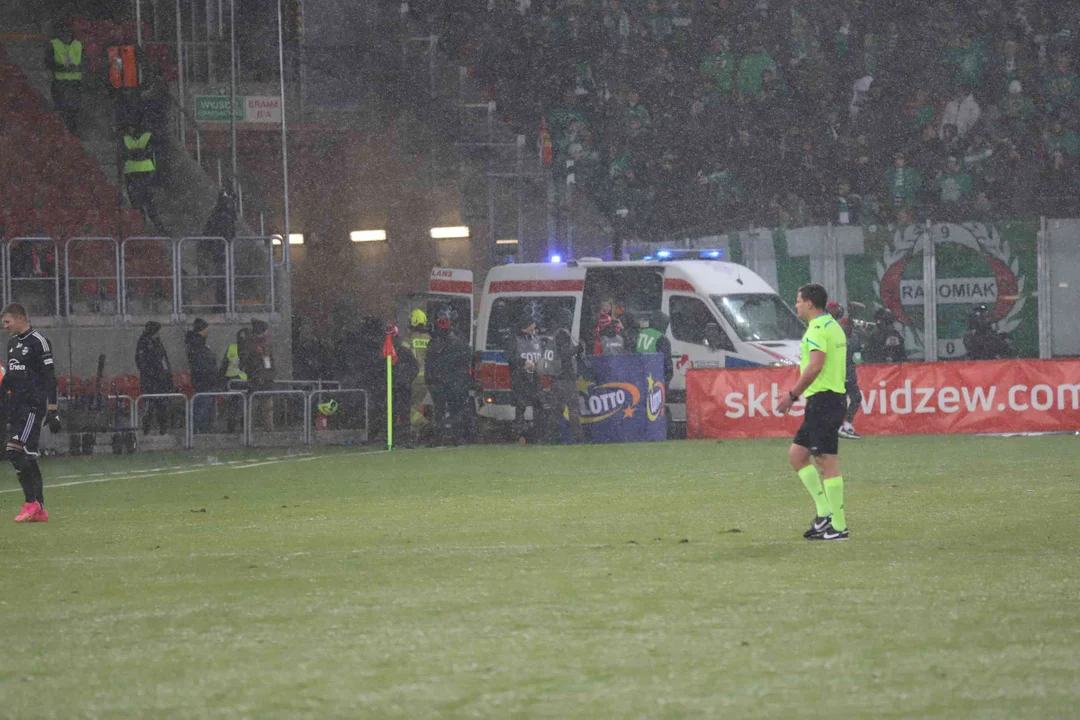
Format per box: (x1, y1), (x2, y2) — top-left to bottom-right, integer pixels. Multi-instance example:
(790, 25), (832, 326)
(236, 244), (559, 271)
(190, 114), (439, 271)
(486, 296), (577, 351)
(669, 295), (733, 351)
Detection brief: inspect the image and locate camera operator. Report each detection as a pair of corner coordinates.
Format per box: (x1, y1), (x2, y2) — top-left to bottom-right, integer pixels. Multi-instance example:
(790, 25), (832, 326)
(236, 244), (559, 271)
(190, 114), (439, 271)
(827, 302), (863, 440)
(963, 305), (1011, 360)
(863, 307), (906, 364)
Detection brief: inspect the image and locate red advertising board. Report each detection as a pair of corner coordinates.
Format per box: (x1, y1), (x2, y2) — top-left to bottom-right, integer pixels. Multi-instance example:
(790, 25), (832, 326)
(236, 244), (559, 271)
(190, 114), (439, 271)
(687, 359), (1080, 438)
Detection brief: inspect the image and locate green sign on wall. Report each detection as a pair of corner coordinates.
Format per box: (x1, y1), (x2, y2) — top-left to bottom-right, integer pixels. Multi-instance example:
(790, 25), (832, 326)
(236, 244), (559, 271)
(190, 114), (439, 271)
(194, 95), (244, 122)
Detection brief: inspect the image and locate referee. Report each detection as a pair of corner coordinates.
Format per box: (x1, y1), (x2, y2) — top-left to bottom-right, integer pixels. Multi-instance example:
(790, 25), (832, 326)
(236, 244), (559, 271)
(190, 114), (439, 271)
(2, 303), (60, 523)
(776, 285), (849, 541)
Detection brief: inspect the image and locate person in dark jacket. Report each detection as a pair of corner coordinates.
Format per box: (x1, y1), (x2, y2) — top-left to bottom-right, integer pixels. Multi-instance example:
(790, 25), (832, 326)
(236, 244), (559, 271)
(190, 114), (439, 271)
(546, 310), (584, 444)
(504, 314), (545, 445)
(186, 318), (218, 434)
(864, 307), (906, 363)
(135, 321), (172, 434)
(963, 304), (1011, 360)
(425, 316), (473, 446)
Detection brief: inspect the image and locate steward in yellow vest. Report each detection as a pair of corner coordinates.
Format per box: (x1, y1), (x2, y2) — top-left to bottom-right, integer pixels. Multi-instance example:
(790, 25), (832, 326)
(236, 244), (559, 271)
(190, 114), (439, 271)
(46, 26), (83, 134)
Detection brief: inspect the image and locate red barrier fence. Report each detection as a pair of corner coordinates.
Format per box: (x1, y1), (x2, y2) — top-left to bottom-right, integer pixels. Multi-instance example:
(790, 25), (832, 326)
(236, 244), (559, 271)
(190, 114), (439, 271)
(687, 360), (1080, 438)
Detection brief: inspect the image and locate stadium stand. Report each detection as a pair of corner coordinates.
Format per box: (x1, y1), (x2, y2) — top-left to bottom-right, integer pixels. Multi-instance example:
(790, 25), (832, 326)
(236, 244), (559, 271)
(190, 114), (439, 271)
(416, 1), (1080, 240)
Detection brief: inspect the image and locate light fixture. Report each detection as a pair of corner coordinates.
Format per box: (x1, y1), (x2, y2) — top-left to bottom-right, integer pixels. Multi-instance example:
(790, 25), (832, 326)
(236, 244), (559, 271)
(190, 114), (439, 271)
(550, 254), (562, 263)
(495, 238), (519, 246)
(656, 249), (672, 258)
(430, 226), (470, 239)
(701, 250), (723, 259)
(271, 235), (282, 246)
(288, 233), (304, 245)
(351, 230), (387, 243)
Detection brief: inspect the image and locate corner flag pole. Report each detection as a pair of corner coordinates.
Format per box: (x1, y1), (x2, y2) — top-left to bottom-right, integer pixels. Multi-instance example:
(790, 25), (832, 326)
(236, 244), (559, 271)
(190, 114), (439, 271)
(386, 353), (393, 450)
(382, 332), (397, 451)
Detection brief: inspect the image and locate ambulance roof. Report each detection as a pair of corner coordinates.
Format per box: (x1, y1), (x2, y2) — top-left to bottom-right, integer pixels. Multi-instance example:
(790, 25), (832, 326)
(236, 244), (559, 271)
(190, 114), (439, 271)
(484, 261), (777, 296)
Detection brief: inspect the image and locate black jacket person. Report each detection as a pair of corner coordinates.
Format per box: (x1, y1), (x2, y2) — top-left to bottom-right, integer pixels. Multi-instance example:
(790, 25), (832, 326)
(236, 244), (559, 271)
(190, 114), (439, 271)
(135, 321), (173, 434)
(425, 317), (473, 445)
(504, 314), (545, 444)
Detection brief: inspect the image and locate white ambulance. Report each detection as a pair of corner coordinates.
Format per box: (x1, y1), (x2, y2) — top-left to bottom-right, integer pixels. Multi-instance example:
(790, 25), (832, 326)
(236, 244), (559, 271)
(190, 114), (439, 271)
(474, 259), (805, 428)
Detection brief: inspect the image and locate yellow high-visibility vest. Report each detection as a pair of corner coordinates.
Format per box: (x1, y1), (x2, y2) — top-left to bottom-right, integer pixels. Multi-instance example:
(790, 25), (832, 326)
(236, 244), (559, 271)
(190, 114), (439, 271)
(51, 39), (83, 81)
(123, 133), (156, 174)
(225, 343), (248, 380)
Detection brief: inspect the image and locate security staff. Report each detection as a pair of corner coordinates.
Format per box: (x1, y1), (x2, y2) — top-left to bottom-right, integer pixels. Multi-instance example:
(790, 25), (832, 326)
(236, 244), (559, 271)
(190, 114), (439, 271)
(864, 307), (906, 364)
(545, 311), (584, 444)
(122, 122), (165, 233)
(135, 321), (172, 435)
(963, 305), (1011, 360)
(384, 322), (419, 447)
(643, 311), (674, 387)
(425, 316), (473, 446)
(406, 308), (431, 440)
(221, 328), (249, 433)
(504, 314), (545, 445)
(46, 24), (83, 134)
(1, 303), (60, 524)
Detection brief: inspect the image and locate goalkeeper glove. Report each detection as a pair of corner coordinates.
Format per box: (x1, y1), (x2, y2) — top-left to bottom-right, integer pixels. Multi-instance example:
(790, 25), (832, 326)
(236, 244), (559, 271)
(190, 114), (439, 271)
(45, 409), (61, 434)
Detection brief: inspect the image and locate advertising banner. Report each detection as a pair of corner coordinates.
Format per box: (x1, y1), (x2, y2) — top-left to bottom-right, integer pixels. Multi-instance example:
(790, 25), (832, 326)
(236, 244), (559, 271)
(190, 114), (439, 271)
(687, 360), (1080, 438)
(574, 354), (668, 443)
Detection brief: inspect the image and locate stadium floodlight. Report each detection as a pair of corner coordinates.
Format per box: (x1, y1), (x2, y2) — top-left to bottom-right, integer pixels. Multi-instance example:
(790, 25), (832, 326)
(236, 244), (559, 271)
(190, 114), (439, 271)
(430, 226), (470, 239)
(656, 249), (672, 258)
(351, 230), (387, 243)
(495, 238), (519, 246)
(288, 233), (304, 245)
(550, 254), (562, 263)
(271, 235), (282, 246)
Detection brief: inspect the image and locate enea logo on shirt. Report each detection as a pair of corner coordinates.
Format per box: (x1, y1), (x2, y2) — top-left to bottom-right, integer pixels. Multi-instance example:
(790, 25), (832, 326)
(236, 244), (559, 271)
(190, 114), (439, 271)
(8, 360), (26, 372)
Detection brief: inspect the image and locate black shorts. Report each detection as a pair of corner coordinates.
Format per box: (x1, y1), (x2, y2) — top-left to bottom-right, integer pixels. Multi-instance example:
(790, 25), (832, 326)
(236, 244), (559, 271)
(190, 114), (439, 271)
(8, 404), (44, 457)
(793, 391), (846, 456)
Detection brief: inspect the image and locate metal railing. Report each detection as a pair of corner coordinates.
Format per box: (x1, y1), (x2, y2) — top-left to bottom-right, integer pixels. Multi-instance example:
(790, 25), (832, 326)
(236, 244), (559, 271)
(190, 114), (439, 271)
(230, 236), (275, 315)
(247, 389), (308, 447)
(47, 387), (382, 452)
(188, 390), (248, 448)
(135, 392), (192, 448)
(309, 389), (369, 446)
(121, 236), (177, 319)
(66, 237), (121, 318)
(6, 238), (60, 316)
(178, 236), (231, 316)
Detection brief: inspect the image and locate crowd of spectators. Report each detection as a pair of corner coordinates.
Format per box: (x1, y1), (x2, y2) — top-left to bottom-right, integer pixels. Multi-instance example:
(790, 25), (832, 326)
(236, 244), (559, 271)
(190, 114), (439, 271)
(406, 0), (1080, 239)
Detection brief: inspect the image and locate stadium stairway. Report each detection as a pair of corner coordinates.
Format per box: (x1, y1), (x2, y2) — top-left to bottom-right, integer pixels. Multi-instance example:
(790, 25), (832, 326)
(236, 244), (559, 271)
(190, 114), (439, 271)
(0, 16), (253, 240)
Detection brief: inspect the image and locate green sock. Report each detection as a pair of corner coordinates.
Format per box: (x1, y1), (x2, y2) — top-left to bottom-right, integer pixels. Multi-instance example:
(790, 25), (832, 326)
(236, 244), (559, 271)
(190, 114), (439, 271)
(797, 465), (830, 518)
(823, 476), (846, 531)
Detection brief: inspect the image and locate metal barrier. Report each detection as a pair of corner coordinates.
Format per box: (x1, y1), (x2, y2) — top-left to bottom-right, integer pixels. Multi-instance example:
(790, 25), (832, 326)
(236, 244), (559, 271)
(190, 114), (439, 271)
(121, 236), (176, 318)
(247, 390), (308, 447)
(178, 236), (230, 316)
(309, 389), (369, 446)
(6, 237), (60, 317)
(66, 237), (120, 317)
(135, 392), (191, 449)
(188, 391), (248, 449)
(231, 237), (275, 315)
(49, 394), (136, 454)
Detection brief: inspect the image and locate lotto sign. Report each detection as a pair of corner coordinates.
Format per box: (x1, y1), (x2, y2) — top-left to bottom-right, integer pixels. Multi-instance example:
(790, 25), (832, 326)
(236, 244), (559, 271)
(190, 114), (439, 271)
(686, 360), (1080, 438)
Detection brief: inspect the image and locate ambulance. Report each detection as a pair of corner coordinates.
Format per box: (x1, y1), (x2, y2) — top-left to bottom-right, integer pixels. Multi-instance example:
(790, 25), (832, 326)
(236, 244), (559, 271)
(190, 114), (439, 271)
(473, 259), (805, 430)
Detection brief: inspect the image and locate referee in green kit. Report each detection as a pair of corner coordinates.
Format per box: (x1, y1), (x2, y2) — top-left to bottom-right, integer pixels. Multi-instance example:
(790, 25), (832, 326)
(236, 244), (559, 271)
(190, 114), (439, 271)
(776, 284), (850, 541)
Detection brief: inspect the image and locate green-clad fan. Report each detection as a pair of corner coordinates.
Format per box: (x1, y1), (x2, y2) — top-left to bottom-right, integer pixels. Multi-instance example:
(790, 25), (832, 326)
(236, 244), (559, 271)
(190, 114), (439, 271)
(776, 284), (850, 541)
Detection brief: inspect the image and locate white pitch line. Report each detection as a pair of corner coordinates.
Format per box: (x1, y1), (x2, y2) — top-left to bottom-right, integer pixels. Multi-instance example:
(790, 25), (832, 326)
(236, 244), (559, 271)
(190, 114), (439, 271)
(0, 450), (386, 494)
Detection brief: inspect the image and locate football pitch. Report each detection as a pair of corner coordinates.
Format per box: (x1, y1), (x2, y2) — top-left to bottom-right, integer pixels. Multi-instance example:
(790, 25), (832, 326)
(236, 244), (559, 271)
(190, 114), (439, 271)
(1, 436), (1078, 718)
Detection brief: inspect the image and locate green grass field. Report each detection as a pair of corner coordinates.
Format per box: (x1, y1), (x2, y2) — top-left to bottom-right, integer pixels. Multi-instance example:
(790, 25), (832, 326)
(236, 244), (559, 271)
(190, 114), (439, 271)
(1, 436), (1078, 718)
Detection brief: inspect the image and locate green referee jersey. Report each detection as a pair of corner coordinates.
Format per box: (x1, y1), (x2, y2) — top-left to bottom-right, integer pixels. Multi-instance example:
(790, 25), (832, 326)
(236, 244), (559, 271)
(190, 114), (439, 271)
(800, 312), (847, 396)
